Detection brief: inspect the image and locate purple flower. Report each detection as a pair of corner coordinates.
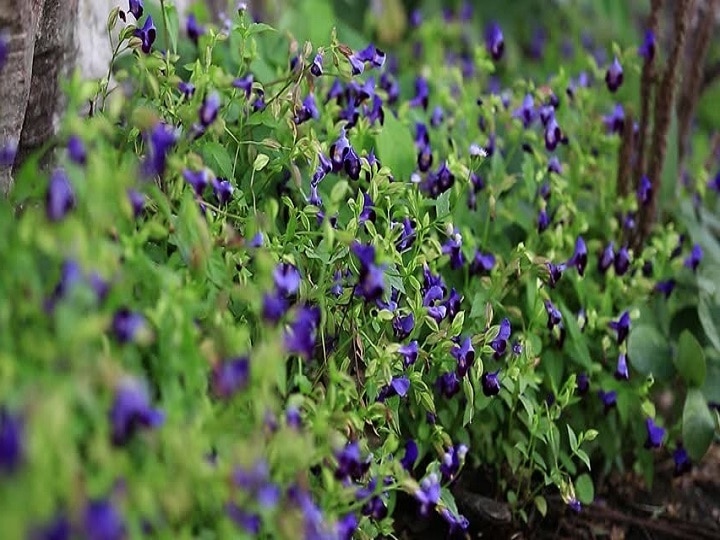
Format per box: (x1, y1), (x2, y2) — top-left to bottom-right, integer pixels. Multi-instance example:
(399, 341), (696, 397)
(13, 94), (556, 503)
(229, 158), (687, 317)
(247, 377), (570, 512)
(128, 0), (143, 19)
(441, 507), (470, 535)
(684, 244), (703, 272)
(336, 514), (357, 540)
(567, 236), (588, 276)
(644, 418), (665, 448)
(127, 189), (145, 218)
(335, 441), (371, 481)
(83, 499), (125, 540)
(615, 353), (629, 380)
(199, 92), (221, 127)
(415, 473), (441, 515)
(603, 103), (625, 134)
(576, 373), (590, 395)
(0, 407), (23, 473)
(262, 292), (288, 324)
(284, 305), (321, 359)
(233, 460), (281, 508)
(490, 318), (511, 359)
(548, 156), (562, 174)
(183, 168), (210, 196)
(396, 218), (416, 252)
(186, 14), (205, 45)
(568, 499), (582, 513)
(0, 139), (17, 168)
(111, 308), (146, 343)
(598, 242), (615, 273)
(470, 251), (496, 275)
(232, 74), (254, 98)
(46, 169), (75, 222)
(598, 389), (617, 413)
(144, 122), (176, 177)
(513, 94), (536, 128)
(310, 52), (323, 77)
(400, 440), (418, 471)
(544, 116), (562, 151)
(481, 370), (501, 396)
(452, 336), (475, 377)
(273, 262), (301, 297)
(440, 444), (468, 482)
(409, 76), (429, 110)
(485, 22), (504, 61)
(178, 81), (195, 99)
(355, 44), (386, 69)
(393, 314), (414, 340)
(544, 300), (562, 330)
(352, 243), (385, 303)
(293, 94), (320, 125)
(134, 16), (156, 54)
(537, 209), (550, 232)
(29, 513), (71, 540)
(442, 229), (465, 270)
(638, 30), (655, 62)
(212, 178), (234, 205)
(430, 106), (444, 128)
(637, 175), (652, 206)
(398, 341), (419, 367)
(444, 288), (463, 320)
(605, 57), (623, 92)
(673, 443), (692, 476)
(423, 286), (447, 322)
(226, 504), (261, 534)
(212, 356), (250, 399)
(654, 279), (676, 298)
(109, 377), (164, 445)
(707, 171), (720, 192)
(67, 135), (87, 165)
(358, 192), (376, 225)
(614, 246), (631, 275)
(409, 9), (422, 27)
(437, 372), (461, 398)
(546, 262), (565, 288)
(609, 311), (631, 345)
(377, 376), (411, 401)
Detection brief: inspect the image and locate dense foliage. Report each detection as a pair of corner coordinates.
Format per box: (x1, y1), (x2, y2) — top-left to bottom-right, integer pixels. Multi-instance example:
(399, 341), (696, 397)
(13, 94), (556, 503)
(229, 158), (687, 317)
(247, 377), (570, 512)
(1, 1), (719, 538)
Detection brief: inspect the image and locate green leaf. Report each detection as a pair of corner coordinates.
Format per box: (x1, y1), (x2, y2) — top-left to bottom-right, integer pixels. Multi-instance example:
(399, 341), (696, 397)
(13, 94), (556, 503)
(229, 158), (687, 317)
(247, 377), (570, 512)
(627, 325), (675, 381)
(436, 191), (451, 219)
(462, 377), (474, 426)
(375, 112), (416, 181)
(253, 153), (270, 171)
(534, 496), (547, 517)
(575, 474), (594, 504)
(567, 425), (578, 452)
(675, 330), (706, 388)
(201, 142), (234, 179)
(559, 303), (592, 369)
(682, 389), (716, 461)
(698, 296), (720, 351)
(163, 1), (179, 55)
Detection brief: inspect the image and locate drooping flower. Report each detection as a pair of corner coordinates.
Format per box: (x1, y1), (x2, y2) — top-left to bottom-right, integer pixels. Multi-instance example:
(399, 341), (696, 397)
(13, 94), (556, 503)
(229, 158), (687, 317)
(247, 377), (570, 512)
(603, 103), (625, 134)
(568, 499), (582, 513)
(144, 122), (176, 177)
(598, 242), (615, 273)
(637, 175), (652, 206)
(452, 336), (475, 377)
(544, 300), (563, 330)
(396, 218), (416, 252)
(199, 92), (221, 127)
(183, 168), (210, 196)
(576, 373), (590, 395)
(485, 22), (504, 60)
(481, 370), (501, 396)
(127, 189), (145, 218)
(644, 418), (665, 449)
(134, 16), (156, 54)
(111, 308), (147, 343)
(212, 356), (250, 399)
(377, 376), (411, 401)
(225, 504), (261, 534)
(614, 353), (629, 380)
(684, 244), (703, 272)
(565, 237), (587, 276)
(598, 389), (617, 413)
(395, 341), (418, 368)
(0, 407), (23, 473)
(638, 30), (655, 63)
(128, 0), (143, 19)
(273, 262), (301, 297)
(83, 499), (126, 540)
(335, 441), (371, 481)
(46, 169), (75, 222)
(400, 439), (418, 471)
(442, 229), (465, 270)
(654, 279), (676, 298)
(356, 477), (388, 520)
(470, 251), (496, 275)
(605, 57), (623, 92)
(440, 444), (468, 483)
(355, 44), (386, 69)
(546, 262), (565, 288)
(673, 443), (692, 476)
(336, 513), (358, 540)
(392, 313), (414, 340)
(67, 135), (87, 165)
(109, 377), (164, 445)
(310, 52), (323, 77)
(513, 94), (536, 128)
(614, 245), (631, 275)
(233, 460), (281, 509)
(262, 292), (288, 324)
(490, 318), (511, 359)
(548, 156), (562, 174)
(410, 77), (430, 111)
(293, 94), (320, 125)
(537, 208), (550, 232)
(284, 305), (321, 360)
(186, 14), (205, 44)
(436, 371), (461, 398)
(609, 311), (631, 345)
(232, 74), (254, 98)
(178, 81), (195, 99)
(212, 178), (234, 205)
(544, 116), (562, 151)
(415, 473), (441, 516)
(358, 192), (376, 226)
(707, 171), (720, 192)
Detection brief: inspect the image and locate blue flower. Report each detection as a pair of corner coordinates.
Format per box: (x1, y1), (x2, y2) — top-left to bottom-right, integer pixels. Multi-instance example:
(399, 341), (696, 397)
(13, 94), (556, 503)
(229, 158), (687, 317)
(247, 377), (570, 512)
(393, 313), (414, 340)
(178, 81), (195, 99)
(513, 94), (536, 128)
(400, 439), (418, 471)
(490, 318), (511, 359)
(614, 245), (631, 275)
(544, 116), (563, 151)
(452, 336), (475, 377)
(83, 499), (125, 540)
(111, 308), (146, 343)
(598, 242), (615, 273)
(352, 243), (385, 303)
(273, 262), (301, 297)
(436, 372), (461, 398)
(440, 444), (468, 482)
(409, 76), (429, 110)
(481, 370), (501, 396)
(673, 443), (692, 476)
(398, 341), (419, 367)
(614, 352), (629, 380)
(127, 189), (145, 218)
(377, 376), (411, 401)
(183, 168), (210, 196)
(546, 262), (565, 288)
(603, 103), (625, 134)
(576, 373), (590, 395)
(233, 460), (281, 509)
(485, 22), (504, 60)
(684, 244), (703, 272)
(644, 418), (665, 448)
(567, 236), (588, 276)
(358, 192), (376, 225)
(293, 94), (320, 125)
(212, 178), (234, 205)
(335, 441), (371, 481)
(143, 122), (176, 177)
(0, 407), (23, 473)
(336, 513), (357, 540)
(262, 292), (288, 324)
(134, 16), (156, 54)
(232, 74), (254, 98)
(67, 135), (87, 165)
(537, 208), (550, 232)
(128, 0), (143, 19)
(605, 57), (624, 92)
(186, 14), (205, 45)
(544, 300), (562, 330)
(598, 389), (617, 413)
(310, 52), (323, 77)
(637, 175), (652, 206)
(109, 377), (164, 445)
(470, 251), (496, 275)
(199, 92), (221, 127)
(609, 311), (631, 345)
(442, 229), (465, 270)
(415, 473), (441, 515)
(355, 44), (386, 69)
(638, 30), (656, 62)
(46, 169), (75, 222)
(548, 156), (562, 174)
(212, 356), (250, 399)
(396, 218), (416, 252)
(568, 498), (582, 513)
(225, 503), (261, 534)
(654, 279), (676, 298)
(284, 305), (321, 359)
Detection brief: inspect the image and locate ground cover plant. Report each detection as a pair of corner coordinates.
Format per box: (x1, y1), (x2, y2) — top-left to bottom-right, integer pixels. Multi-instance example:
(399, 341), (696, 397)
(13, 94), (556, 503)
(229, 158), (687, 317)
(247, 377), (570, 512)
(1, 0), (720, 538)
